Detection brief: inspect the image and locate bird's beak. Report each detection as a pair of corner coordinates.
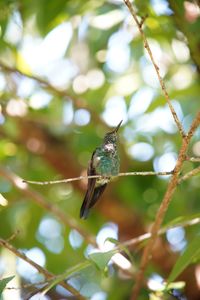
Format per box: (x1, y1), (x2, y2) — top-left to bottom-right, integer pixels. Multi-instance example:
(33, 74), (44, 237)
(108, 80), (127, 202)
(114, 120), (123, 133)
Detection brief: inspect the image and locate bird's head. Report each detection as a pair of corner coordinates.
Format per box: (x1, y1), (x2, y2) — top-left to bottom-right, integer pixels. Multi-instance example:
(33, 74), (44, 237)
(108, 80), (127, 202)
(103, 120), (122, 147)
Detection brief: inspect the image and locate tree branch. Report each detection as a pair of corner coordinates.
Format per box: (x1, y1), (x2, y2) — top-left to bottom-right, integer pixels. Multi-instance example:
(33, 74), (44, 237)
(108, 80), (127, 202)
(0, 168), (136, 275)
(178, 165), (200, 184)
(121, 215), (200, 249)
(0, 168), (96, 246)
(0, 61), (79, 105)
(22, 171), (174, 185)
(186, 156), (200, 162)
(123, 0), (185, 138)
(0, 237), (86, 300)
(131, 111), (200, 299)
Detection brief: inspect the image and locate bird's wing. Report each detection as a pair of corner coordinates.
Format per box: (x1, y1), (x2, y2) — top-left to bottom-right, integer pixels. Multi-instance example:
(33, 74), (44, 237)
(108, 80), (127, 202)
(80, 151), (97, 219)
(89, 183), (107, 209)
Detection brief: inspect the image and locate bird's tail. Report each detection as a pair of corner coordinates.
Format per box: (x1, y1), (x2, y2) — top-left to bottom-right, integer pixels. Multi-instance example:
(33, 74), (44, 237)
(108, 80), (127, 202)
(80, 184), (107, 219)
(80, 190), (91, 219)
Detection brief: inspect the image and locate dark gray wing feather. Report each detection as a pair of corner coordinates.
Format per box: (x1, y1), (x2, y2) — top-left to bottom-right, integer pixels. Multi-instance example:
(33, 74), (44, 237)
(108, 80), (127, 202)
(80, 151), (97, 219)
(89, 184), (107, 209)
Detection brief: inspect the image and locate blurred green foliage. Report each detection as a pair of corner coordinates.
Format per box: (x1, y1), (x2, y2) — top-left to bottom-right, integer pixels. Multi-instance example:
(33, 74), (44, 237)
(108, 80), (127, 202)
(0, 0), (200, 299)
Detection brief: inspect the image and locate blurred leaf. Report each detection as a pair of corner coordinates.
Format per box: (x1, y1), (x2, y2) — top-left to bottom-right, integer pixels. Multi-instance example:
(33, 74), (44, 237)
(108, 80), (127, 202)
(0, 276), (15, 295)
(42, 260), (91, 295)
(167, 236), (200, 284)
(36, 0), (68, 34)
(106, 237), (134, 266)
(89, 250), (118, 270)
(163, 213), (200, 230)
(0, 0), (200, 298)
(167, 281), (185, 290)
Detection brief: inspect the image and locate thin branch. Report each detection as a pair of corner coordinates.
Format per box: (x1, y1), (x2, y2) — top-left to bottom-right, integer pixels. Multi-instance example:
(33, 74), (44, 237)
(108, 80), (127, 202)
(139, 14), (148, 28)
(1, 168), (136, 276)
(121, 216), (200, 249)
(186, 156), (200, 162)
(22, 171), (174, 185)
(0, 238), (86, 300)
(6, 230), (21, 243)
(178, 165), (200, 184)
(123, 0), (185, 138)
(0, 169), (138, 276)
(131, 111), (200, 299)
(0, 61), (79, 104)
(11, 214), (197, 296)
(187, 112), (200, 139)
(119, 171), (173, 177)
(0, 168), (96, 246)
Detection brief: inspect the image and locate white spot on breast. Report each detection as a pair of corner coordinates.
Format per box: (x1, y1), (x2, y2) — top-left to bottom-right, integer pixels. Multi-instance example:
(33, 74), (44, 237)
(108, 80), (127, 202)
(93, 155), (101, 167)
(105, 143), (114, 152)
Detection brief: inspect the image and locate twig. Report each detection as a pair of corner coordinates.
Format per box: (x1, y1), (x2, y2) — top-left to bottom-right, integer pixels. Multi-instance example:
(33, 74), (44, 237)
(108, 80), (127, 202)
(139, 14), (148, 28)
(6, 230), (21, 242)
(118, 171), (173, 177)
(6, 213), (200, 292)
(123, 0), (185, 138)
(0, 168), (96, 246)
(0, 238), (86, 300)
(40, 260), (91, 295)
(121, 216), (200, 248)
(0, 61), (79, 104)
(131, 111), (200, 299)
(0, 169), (137, 275)
(186, 156), (200, 162)
(178, 165), (200, 184)
(22, 171), (174, 185)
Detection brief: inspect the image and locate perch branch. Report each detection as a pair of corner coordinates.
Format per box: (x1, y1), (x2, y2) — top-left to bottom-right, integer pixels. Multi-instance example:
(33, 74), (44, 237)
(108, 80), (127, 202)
(22, 171), (174, 185)
(124, 0), (185, 138)
(0, 168), (96, 246)
(0, 168), (136, 275)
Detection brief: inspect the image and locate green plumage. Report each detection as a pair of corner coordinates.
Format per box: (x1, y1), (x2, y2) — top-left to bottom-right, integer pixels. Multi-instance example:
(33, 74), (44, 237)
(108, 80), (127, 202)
(80, 120), (122, 219)
(95, 145), (120, 177)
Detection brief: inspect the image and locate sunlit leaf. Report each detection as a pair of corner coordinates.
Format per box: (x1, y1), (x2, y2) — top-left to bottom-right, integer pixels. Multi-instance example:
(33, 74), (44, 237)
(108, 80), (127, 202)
(89, 250), (118, 270)
(41, 260), (91, 295)
(0, 276), (15, 295)
(167, 236), (200, 284)
(105, 237), (134, 265)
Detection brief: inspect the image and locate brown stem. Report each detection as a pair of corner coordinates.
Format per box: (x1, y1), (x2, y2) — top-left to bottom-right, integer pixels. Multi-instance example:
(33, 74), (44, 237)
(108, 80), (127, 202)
(0, 238), (86, 300)
(0, 61), (80, 106)
(123, 0), (185, 138)
(120, 216), (200, 248)
(186, 156), (200, 162)
(23, 171), (174, 185)
(178, 165), (200, 183)
(0, 168), (96, 246)
(131, 111), (200, 299)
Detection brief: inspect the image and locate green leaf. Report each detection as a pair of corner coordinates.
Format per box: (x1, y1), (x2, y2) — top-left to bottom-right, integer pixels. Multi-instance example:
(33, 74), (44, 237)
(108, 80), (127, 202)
(41, 260), (91, 295)
(105, 238), (135, 266)
(89, 250), (118, 270)
(167, 281), (185, 291)
(162, 213), (200, 230)
(167, 236), (200, 284)
(36, 0), (68, 35)
(0, 276), (15, 295)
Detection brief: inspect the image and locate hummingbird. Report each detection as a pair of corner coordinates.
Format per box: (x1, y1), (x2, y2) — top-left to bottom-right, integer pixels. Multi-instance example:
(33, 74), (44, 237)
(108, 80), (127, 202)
(80, 120), (122, 219)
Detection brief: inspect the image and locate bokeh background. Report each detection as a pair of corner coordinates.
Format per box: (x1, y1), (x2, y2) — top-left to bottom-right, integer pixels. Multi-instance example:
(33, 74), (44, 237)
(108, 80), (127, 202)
(0, 0), (200, 299)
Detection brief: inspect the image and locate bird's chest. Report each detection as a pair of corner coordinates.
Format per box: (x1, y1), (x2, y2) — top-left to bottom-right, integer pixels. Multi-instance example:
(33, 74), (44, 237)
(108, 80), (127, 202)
(93, 148), (119, 177)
